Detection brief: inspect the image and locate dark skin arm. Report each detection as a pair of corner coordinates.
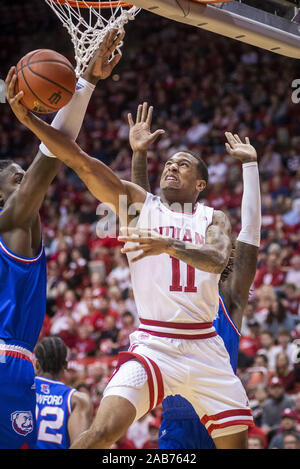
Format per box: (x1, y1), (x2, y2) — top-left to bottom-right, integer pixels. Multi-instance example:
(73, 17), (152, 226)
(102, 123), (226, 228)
(129, 102), (164, 193)
(1, 30), (124, 257)
(119, 209), (232, 275)
(219, 132), (260, 330)
(68, 391), (94, 445)
(219, 241), (258, 330)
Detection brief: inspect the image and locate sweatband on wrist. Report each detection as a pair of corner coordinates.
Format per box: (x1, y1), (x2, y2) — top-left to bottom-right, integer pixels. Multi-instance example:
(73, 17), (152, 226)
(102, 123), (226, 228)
(237, 161), (261, 247)
(39, 77), (95, 158)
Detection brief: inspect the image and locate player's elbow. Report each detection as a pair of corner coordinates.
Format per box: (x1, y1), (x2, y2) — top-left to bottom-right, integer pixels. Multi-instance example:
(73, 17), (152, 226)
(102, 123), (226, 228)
(212, 251), (230, 274)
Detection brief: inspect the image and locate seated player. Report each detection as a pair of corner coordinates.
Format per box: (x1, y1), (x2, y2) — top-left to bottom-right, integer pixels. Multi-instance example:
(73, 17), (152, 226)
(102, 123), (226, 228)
(35, 337), (93, 449)
(129, 103), (261, 449)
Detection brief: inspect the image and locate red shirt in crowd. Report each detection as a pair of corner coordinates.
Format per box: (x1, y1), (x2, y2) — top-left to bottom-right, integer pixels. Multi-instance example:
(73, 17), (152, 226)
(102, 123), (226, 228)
(254, 265), (285, 289)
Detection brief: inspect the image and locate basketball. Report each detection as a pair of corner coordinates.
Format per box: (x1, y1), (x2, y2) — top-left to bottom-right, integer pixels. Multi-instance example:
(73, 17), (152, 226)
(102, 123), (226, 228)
(15, 49), (76, 114)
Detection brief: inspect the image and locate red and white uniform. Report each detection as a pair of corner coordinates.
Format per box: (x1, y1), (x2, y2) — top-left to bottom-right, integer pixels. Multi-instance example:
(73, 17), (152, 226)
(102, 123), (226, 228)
(104, 193), (253, 438)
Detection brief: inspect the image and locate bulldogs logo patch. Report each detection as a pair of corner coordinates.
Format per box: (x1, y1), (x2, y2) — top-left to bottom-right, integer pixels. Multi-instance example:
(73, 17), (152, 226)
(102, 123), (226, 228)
(40, 383), (50, 394)
(11, 411), (33, 436)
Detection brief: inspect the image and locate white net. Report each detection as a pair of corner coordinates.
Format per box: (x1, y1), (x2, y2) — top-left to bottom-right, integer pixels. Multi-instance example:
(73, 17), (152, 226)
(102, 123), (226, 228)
(45, 0), (140, 77)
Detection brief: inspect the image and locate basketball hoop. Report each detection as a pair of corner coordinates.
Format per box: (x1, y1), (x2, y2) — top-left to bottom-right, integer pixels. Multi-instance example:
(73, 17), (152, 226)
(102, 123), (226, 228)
(45, 0), (140, 77)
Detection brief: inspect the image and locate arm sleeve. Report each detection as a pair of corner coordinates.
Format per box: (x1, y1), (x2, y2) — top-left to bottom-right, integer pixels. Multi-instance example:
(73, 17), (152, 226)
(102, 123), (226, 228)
(237, 161), (261, 247)
(39, 77), (95, 157)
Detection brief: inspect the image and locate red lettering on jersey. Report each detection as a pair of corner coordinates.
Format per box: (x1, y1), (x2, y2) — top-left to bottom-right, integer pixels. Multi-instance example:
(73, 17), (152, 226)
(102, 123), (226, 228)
(169, 257), (182, 291)
(182, 228), (192, 243)
(195, 232), (205, 245)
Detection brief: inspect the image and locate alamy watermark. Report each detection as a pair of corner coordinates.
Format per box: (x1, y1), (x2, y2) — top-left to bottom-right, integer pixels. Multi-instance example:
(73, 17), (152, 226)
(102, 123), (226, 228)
(0, 79), (5, 103)
(292, 79), (300, 104)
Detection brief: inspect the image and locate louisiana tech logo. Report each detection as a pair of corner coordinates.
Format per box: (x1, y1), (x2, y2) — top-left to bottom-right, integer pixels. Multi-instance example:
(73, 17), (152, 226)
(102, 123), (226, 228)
(11, 411), (33, 436)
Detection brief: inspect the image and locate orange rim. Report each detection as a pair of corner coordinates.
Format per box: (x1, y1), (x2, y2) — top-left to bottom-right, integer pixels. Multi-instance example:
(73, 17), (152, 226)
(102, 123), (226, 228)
(52, 0), (132, 8)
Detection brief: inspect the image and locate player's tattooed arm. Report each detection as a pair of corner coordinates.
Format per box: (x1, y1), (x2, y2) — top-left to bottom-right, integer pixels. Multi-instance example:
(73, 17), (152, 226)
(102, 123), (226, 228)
(119, 210), (232, 274)
(130, 102), (164, 192)
(168, 210), (232, 274)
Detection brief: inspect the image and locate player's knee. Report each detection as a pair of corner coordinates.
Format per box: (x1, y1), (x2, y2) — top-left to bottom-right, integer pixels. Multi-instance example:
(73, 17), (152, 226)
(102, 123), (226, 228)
(90, 422), (118, 448)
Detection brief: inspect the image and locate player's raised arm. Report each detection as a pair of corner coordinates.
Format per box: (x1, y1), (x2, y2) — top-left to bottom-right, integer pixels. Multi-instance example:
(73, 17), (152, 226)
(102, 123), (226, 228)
(220, 132), (261, 329)
(0, 30), (124, 232)
(6, 73), (146, 222)
(129, 102), (165, 192)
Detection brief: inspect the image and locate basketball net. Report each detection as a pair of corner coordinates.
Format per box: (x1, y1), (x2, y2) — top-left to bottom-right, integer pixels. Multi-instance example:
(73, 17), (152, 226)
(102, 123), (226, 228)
(44, 0), (140, 77)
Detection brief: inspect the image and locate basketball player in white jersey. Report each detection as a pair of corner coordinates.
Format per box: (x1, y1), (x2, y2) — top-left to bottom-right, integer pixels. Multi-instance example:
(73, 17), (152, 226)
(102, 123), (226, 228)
(6, 90), (254, 448)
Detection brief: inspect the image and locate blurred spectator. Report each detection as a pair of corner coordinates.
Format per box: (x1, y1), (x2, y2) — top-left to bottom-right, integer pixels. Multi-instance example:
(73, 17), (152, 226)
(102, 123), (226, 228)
(250, 384), (269, 428)
(261, 377), (295, 440)
(283, 431), (300, 449)
(142, 418), (161, 449)
(254, 253), (285, 289)
(271, 352), (297, 395)
(270, 329), (299, 372)
(98, 316), (120, 355)
(256, 331), (278, 371)
(126, 414), (154, 449)
(247, 435), (265, 449)
(269, 408), (300, 449)
(261, 299), (299, 337)
(239, 320), (261, 359)
(282, 283), (300, 317)
(116, 311), (137, 352)
(285, 255), (300, 286)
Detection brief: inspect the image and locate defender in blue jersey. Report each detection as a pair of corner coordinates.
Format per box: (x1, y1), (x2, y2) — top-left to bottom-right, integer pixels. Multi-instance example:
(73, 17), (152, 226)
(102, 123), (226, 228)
(129, 123), (261, 449)
(35, 337), (92, 449)
(1, 37), (122, 448)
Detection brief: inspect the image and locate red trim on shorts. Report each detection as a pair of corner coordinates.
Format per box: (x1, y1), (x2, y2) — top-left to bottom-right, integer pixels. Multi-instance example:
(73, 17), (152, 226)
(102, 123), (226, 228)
(147, 357), (164, 407)
(0, 350), (32, 362)
(201, 408), (253, 425)
(207, 419), (254, 434)
(201, 409), (254, 435)
(138, 328), (217, 340)
(115, 351), (164, 414)
(139, 318), (214, 330)
(20, 443), (29, 449)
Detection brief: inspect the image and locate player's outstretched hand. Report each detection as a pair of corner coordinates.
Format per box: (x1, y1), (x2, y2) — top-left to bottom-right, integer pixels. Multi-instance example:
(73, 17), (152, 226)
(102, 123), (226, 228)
(82, 28), (125, 84)
(128, 102), (165, 152)
(5, 66), (29, 124)
(118, 226), (170, 262)
(225, 132), (257, 163)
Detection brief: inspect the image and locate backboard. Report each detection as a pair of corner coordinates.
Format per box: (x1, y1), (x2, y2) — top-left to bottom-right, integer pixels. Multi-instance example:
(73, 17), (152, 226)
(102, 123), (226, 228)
(131, 0), (300, 59)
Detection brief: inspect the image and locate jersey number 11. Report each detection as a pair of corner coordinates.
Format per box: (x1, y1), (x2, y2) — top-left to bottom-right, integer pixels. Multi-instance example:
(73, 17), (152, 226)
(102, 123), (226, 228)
(169, 257), (197, 293)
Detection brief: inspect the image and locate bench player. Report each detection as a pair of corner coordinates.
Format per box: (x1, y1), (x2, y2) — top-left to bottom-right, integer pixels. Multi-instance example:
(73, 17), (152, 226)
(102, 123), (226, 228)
(35, 336), (93, 449)
(129, 103), (261, 449)
(0, 30), (123, 449)
(6, 93), (254, 449)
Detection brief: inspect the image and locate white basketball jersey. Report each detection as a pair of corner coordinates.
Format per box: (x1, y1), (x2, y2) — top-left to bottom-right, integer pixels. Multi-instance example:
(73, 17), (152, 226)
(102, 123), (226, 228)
(126, 193), (221, 325)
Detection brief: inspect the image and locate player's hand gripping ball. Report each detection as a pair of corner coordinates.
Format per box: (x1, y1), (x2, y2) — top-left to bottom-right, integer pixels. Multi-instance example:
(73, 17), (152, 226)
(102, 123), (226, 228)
(16, 49), (76, 114)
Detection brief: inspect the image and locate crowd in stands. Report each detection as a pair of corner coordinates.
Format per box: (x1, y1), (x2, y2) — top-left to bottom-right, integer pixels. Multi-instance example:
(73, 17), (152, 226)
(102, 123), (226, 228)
(0, 0), (300, 449)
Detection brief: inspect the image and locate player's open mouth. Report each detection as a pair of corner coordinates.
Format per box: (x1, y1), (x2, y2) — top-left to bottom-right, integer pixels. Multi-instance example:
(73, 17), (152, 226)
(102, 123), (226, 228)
(165, 175), (178, 181)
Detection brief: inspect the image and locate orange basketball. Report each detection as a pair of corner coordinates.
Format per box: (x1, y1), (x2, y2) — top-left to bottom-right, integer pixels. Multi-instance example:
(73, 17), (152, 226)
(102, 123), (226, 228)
(16, 49), (76, 114)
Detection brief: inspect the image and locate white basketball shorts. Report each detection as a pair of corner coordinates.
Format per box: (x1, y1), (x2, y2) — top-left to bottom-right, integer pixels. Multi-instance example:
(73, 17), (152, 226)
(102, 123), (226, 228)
(103, 330), (253, 439)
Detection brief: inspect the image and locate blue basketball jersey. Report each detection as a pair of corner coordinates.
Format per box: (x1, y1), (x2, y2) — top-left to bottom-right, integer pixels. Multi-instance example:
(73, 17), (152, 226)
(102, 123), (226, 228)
(159, 295), (241, 450)
(0, 233), (47, 352)
(0, 229), (47, 449)
(35, 376), (76, 449)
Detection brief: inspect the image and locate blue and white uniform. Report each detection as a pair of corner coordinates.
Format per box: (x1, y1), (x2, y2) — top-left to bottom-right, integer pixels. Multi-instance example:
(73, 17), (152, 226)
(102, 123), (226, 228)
(159, 294), (241, 449)
(35, 376), (76, 449)
(0, 229), (46, 449)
